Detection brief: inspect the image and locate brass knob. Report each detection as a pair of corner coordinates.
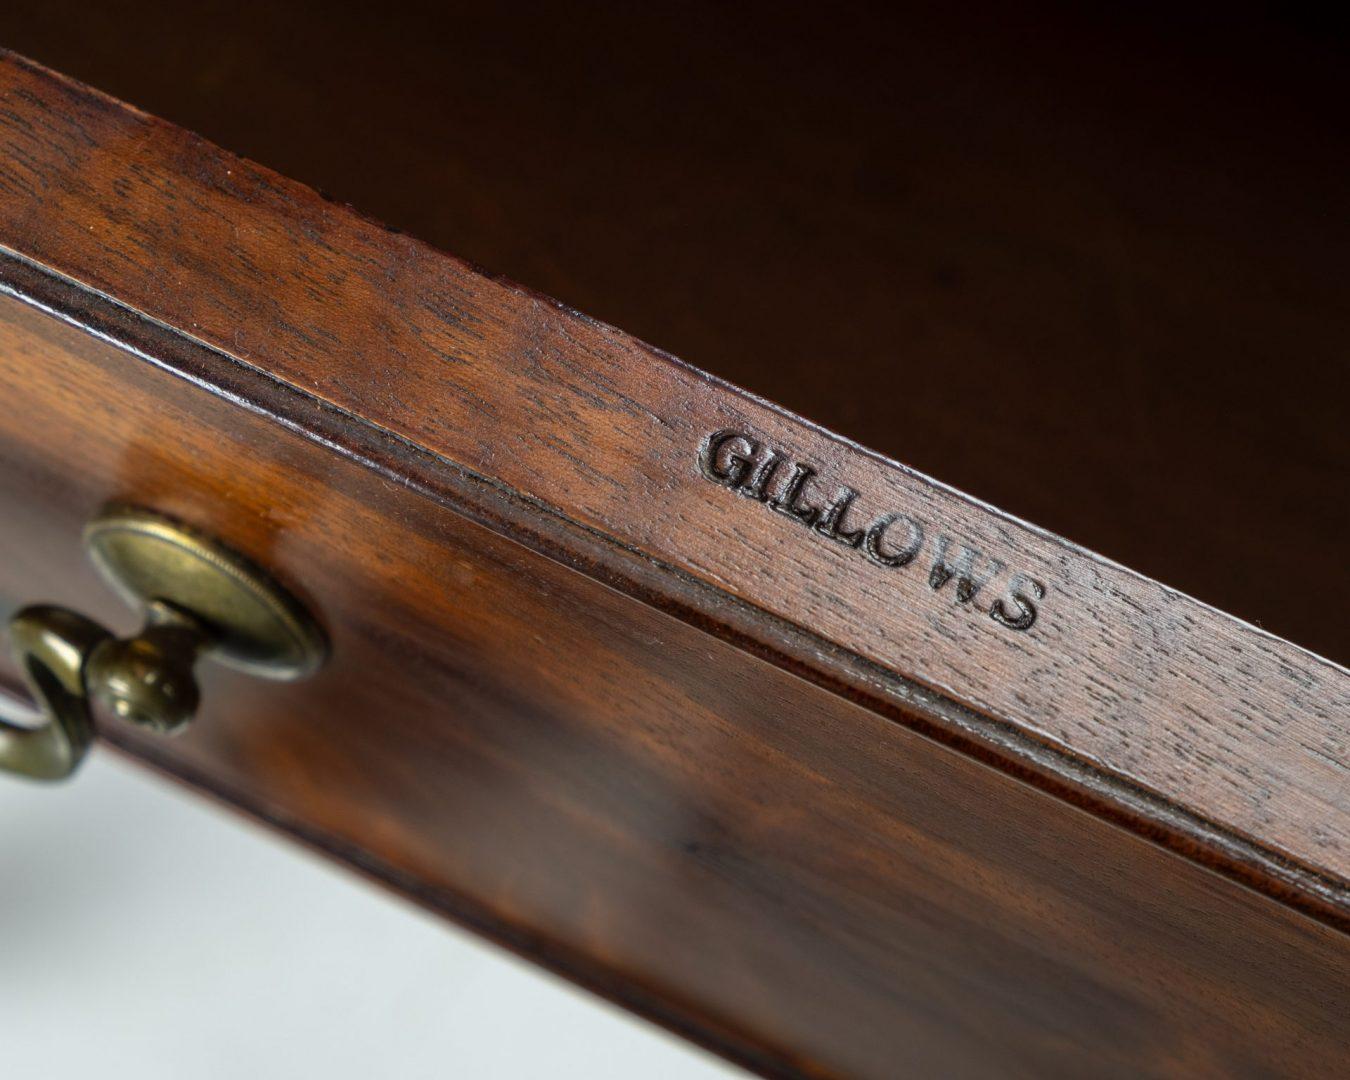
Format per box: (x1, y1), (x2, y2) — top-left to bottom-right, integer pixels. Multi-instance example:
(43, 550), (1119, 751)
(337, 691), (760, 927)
(1, 506), (327, 780)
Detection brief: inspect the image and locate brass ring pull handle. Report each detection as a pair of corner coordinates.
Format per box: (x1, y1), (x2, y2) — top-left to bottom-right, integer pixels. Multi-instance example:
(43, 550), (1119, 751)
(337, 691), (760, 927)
(1, 506), (327, 781)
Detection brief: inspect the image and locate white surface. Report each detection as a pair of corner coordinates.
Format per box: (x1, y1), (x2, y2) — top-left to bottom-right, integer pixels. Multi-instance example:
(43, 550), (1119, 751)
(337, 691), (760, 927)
(0, 752), (743, 1079)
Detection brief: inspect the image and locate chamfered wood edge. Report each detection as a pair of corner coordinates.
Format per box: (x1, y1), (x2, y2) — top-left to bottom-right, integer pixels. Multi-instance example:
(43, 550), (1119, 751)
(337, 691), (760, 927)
(1, 248), (1345, 936)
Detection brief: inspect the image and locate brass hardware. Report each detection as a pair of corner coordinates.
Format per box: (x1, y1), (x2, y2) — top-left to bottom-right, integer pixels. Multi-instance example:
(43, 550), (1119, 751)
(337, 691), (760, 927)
(1, 506), (326, 780)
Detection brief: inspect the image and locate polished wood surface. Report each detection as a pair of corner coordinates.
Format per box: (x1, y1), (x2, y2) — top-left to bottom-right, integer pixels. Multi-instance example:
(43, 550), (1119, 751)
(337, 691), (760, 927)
(0, 282), (1347, 1079)
(0, 19), (1346, 1080)
(0, 54), (1344, 920)
(2, 2), (1346, 663)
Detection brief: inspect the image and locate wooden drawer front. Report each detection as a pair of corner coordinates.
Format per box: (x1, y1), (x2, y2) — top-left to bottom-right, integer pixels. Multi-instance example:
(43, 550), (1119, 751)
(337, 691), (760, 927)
(0, 47), (1346, 1079)
(0, 265), (1346, 1078)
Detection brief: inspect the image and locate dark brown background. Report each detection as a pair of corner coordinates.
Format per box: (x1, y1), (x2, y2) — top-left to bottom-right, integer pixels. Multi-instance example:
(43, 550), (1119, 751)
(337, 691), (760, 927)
(2, 1), (1347, 662)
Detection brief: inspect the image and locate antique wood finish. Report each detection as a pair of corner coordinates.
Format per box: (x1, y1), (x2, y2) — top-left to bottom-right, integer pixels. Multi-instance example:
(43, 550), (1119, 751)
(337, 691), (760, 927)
(1, 267), (1348, 1080)
(0, 37), (1346, 1080)
(3, 2), (1347, 666)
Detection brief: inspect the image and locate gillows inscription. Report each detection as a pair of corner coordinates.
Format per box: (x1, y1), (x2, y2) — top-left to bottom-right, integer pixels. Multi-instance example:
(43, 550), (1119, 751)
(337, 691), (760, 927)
(699, 430), (1046, 631)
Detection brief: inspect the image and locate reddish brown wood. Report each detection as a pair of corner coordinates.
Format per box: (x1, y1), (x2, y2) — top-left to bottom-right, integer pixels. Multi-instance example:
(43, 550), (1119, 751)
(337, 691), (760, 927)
(0, 52), (1344, 909)
(3, 2), (1347, 664)
(0, 283), (1347, 1078)
(0, 32), (1345, 1080)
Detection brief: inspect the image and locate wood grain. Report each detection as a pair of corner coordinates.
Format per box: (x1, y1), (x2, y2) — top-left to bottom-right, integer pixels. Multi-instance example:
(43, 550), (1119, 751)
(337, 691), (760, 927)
(0, 53), (1344, 921)
(0, 284), (1347, 1079)
(0, 32), (1347, 1078)
(2, 1), (1346, 663)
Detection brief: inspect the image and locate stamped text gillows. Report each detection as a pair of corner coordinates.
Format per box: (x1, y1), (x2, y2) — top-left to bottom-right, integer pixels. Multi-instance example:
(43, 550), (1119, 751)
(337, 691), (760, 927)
(699, 430), (1046, 632)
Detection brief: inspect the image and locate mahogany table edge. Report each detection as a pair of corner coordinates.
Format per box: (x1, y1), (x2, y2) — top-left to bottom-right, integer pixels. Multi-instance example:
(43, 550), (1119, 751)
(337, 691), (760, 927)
(0, 247), (1344, 937)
